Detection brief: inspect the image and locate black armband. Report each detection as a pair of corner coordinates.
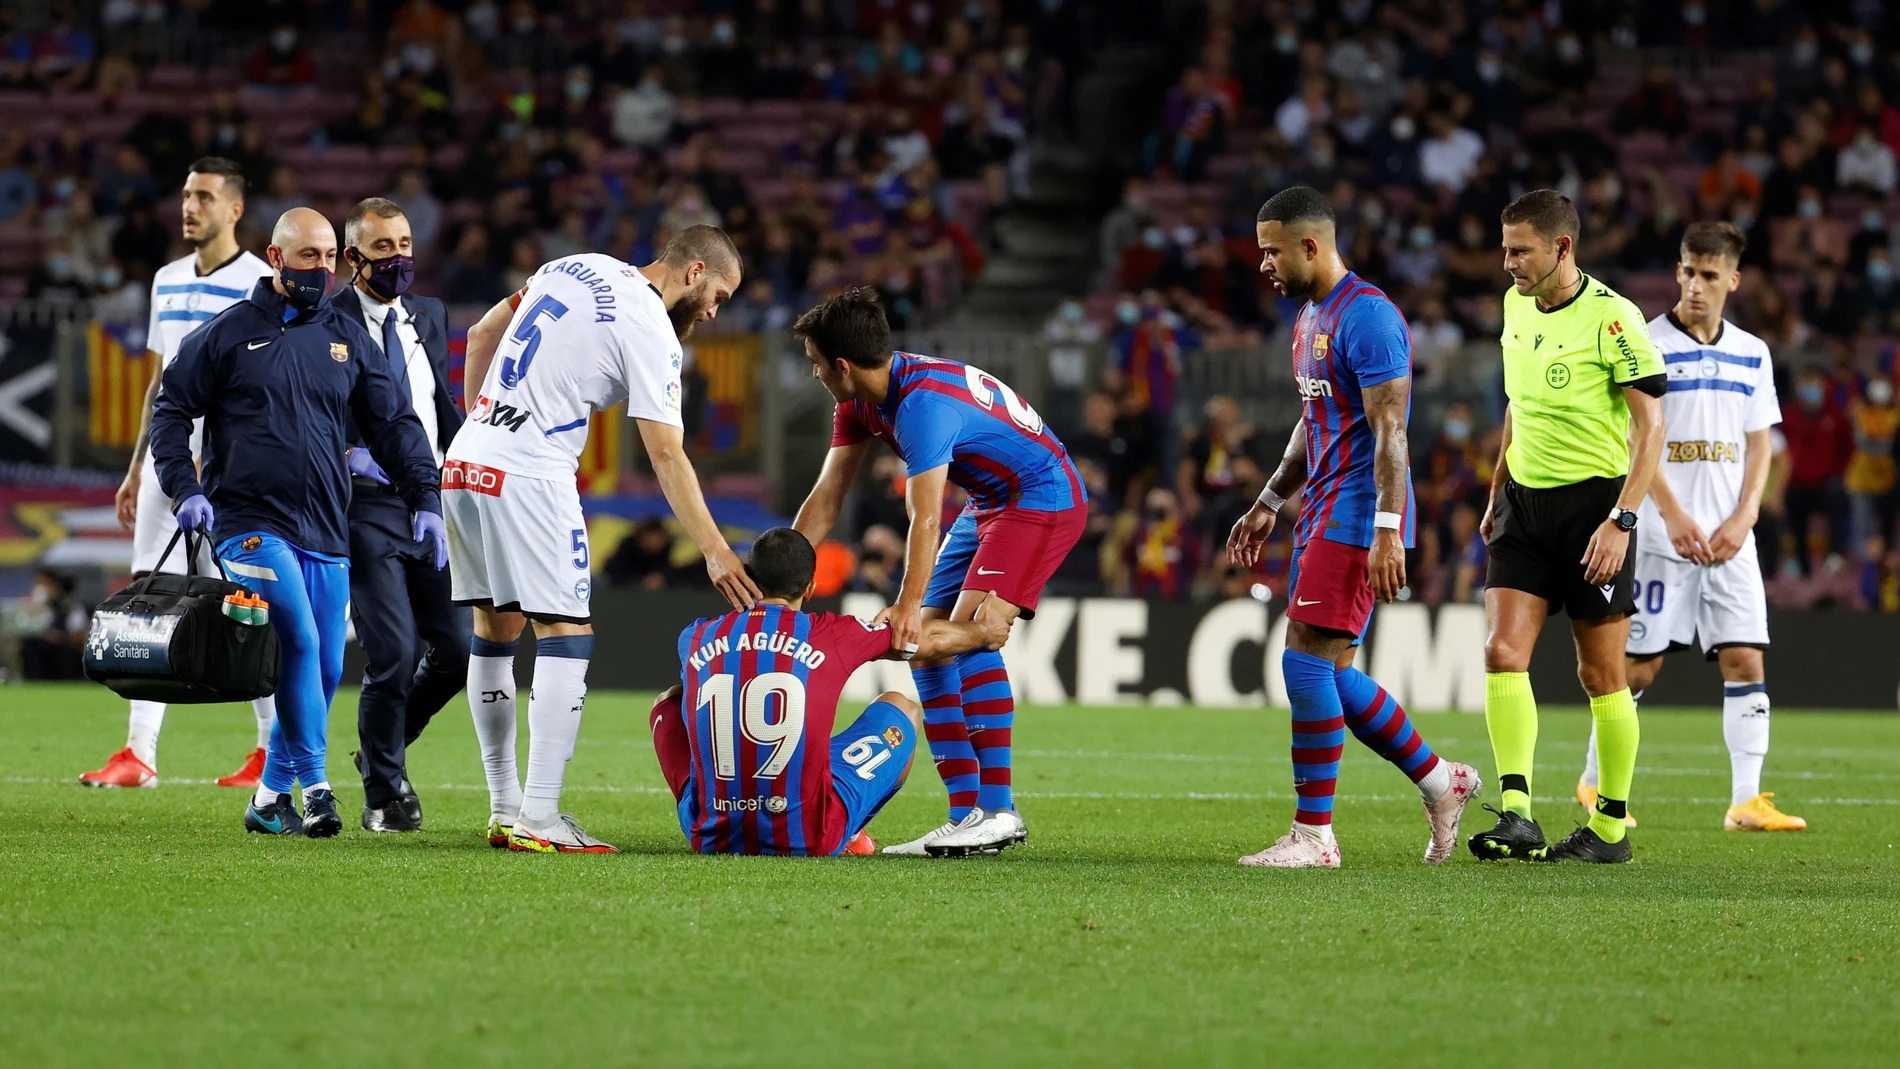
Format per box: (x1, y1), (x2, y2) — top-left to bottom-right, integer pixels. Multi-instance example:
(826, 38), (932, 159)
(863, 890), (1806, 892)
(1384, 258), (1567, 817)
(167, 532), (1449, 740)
(1623, 373), (1668, 399)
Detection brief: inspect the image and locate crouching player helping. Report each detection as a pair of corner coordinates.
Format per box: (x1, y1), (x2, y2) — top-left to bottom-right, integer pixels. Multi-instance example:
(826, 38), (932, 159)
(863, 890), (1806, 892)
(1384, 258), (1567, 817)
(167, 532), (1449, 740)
(652, 528), (1010, 855)
(792, 288), (1088, 857)
(1227, 186), (1480, 868)
(1575, 222), (1803, 833)
(449, 226), (761, 853)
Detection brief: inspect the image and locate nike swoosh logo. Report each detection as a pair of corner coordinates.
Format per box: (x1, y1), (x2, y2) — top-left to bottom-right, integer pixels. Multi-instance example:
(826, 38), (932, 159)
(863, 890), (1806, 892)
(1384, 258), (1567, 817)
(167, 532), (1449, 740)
(256, 812), (282, 832)
(246, 340), (271, 350)
(1295, 597), (1321, 606)
(976, 568), (1005, 575)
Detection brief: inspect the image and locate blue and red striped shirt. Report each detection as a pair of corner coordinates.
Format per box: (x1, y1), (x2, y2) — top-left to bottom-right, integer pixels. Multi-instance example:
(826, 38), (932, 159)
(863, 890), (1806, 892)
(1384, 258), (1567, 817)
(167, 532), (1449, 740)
(676, 607), (895, 856)
(1291, 272), (1416, 549)
(832, 352), (1086, 514)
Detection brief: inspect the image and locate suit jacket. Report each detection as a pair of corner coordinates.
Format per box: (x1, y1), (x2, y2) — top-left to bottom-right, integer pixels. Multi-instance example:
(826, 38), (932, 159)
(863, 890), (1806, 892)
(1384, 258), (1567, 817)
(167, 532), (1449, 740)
(334, 284), (463, 459)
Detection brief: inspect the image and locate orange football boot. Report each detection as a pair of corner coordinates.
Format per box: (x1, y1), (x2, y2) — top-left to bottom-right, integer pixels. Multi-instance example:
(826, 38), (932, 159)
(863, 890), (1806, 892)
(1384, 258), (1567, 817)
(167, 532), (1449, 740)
(216, 748), (267, 788)
(843, 831), (877, 856)
(79, 748), (157, 788)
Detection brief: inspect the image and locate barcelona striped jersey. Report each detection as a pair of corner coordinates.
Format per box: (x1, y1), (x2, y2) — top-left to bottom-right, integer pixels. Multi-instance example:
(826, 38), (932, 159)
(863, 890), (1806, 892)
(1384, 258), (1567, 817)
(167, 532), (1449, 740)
(1291, 272), (1416, 549)
(676, 606), (894, 856)
(832, 352), (1086, 514)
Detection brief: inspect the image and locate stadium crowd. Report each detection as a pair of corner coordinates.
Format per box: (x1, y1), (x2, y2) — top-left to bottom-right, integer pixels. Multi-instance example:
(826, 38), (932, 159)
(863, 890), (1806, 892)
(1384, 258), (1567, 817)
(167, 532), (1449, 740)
(3, 0), (1077, 327)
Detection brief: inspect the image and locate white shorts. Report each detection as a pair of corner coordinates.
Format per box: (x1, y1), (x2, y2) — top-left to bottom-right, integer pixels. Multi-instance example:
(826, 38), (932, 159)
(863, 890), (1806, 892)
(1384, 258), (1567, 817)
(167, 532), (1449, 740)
(129, 455), (215, 575)
(1626, 543), (1769, 659)
(443, 461), (593, 622)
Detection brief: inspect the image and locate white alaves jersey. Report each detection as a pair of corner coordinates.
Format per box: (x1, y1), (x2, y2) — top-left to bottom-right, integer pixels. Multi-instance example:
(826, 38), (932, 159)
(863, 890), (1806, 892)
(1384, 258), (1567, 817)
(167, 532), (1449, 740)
(142, 249), (270, 463)
(1637, 312), (1782, 560)
(447, 253), (684, 480)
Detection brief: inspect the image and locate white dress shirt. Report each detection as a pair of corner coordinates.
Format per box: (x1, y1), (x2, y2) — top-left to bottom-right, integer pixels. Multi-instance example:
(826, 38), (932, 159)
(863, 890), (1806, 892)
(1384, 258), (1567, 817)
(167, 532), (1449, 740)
(359, 292), (442, 467)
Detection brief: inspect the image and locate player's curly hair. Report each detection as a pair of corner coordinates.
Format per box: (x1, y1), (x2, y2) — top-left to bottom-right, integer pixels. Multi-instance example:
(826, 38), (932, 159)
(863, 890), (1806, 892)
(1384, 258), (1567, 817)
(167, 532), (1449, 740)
(792, 287), (893, 369)
(746, 528), (817, 600)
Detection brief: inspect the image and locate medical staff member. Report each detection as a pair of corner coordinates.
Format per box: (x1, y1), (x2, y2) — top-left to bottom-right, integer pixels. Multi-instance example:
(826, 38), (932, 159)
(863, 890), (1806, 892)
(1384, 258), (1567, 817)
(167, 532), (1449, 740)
(151, 207), (444, 839)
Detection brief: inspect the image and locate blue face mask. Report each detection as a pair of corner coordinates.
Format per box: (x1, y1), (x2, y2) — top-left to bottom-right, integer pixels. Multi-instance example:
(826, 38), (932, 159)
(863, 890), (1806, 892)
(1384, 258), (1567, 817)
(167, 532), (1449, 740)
(1799, 383), (1826, 407)
(1116, 302), (1140, 325)
(279, 264), (332, 309)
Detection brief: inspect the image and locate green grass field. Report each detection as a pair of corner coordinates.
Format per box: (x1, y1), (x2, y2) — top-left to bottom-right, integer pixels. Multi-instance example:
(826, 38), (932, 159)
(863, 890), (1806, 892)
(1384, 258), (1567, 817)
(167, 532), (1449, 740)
(2, 683), (1896, 1067)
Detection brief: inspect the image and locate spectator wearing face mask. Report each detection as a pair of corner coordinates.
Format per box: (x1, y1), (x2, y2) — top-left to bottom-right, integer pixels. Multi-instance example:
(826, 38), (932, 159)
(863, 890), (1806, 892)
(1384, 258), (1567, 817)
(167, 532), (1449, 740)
(1846, 376), (1900, 547)
(1420, 403), (1483, 525)
(1864, 248), (1900, 332)
(1124, 488), (1197, 598)
(1838, 124), (1896, 195)
(1780, 370), (1856, 574)
(1043, 299), (1100, 436)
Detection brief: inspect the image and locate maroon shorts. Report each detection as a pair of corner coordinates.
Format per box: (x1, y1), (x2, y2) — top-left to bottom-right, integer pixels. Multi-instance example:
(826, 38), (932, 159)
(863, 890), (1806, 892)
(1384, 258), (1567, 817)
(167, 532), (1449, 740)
(1287, 537), (1376, 639)
(924, 503), (1089, 617)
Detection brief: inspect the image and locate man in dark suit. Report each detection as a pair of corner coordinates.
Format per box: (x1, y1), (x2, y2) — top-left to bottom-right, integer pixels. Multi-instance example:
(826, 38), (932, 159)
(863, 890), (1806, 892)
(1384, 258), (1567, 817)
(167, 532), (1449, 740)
(335, 197), (468, 832)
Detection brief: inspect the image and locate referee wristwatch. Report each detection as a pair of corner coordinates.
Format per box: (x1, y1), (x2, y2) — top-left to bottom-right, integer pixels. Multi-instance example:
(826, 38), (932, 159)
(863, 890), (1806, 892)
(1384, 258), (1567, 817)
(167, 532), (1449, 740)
(1608, 507), (1638, 532)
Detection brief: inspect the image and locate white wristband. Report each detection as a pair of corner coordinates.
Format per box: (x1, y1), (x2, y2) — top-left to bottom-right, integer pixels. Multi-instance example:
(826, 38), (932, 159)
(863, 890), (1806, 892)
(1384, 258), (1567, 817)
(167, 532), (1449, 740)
(1373, 511), (1403, 531)
(1257, 487), (1285, 512)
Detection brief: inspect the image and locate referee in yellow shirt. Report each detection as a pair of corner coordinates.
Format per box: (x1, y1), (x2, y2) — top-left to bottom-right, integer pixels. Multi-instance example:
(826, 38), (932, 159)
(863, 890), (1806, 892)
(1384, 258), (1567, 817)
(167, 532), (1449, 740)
(1467, 190), (1668, 863)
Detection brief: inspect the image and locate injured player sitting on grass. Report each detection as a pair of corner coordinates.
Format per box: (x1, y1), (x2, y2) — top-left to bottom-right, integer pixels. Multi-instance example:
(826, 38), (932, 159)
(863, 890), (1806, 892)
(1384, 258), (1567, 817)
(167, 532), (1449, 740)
(651, 528), (1013, 857)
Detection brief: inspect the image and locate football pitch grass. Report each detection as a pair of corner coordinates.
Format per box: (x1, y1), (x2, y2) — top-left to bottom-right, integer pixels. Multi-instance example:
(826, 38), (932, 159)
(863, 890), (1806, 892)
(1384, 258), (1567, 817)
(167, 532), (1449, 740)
(2, 684), (1896, 1068)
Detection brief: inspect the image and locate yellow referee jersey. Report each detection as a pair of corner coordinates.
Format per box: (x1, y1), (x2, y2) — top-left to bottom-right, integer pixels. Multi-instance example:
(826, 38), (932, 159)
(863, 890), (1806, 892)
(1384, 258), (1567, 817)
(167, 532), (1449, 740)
(1499, 274), (1665, 488)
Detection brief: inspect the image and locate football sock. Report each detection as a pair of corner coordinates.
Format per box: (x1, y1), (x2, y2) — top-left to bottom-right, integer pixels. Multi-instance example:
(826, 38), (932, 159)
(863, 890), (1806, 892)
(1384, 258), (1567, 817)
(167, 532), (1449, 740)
(468, 635), (523, 822)
(519, 635), (592, 826)
(1580, 689), (1637, 789)
(1723, 682), (1770, 806)
(1284, 650), (1346, 829)
(1335, 665), (1443, 795)
(253, 786), (281, 808)
(127, 700), (164, 769)
(913, 662), (979, 821)
(1587, 688), (1640, 844)
(252, 694), (277, 750)
(1485, 671), (1538, 818)
(957, 649), (1015, 812)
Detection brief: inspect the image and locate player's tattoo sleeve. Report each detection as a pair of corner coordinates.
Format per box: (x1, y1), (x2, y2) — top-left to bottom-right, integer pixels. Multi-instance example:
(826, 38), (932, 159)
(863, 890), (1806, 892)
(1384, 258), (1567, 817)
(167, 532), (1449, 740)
(1362, 375), (1410, 515)
(1266, 421), (1308, 499)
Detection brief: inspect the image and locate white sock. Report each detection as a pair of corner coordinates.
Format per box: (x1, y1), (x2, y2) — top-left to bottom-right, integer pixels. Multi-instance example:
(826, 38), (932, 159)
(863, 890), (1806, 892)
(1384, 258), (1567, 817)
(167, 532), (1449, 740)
(519, 645), (591, 826)
(302, 781), (331, 803)
(1723, 683), (1771, 806)
(469, 645), (523, 822)
(1581, 721), (1600, 788)
(127, 700), (164, 769)
(252, 694), (276, 750)
(1416, 759), (1453, 802)
(253, 786), (281, 808)
(1292, 820), (1336, 846)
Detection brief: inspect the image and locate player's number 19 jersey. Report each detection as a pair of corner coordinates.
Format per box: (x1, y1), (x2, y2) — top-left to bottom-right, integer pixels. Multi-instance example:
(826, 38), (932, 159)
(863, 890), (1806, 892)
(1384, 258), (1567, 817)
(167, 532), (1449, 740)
(1636, 313), (1781, 560)
(447, 253), (683, 480)
(677, 607), (895, 855)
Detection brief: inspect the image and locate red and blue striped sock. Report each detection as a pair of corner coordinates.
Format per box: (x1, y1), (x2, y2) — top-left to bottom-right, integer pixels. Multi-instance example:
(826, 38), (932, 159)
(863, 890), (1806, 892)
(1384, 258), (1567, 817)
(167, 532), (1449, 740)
(1335, 665), (1441, 784)
(957, 649), (1014, 813)
(913, 662), (979, 821)
(1284, 649), (1346, 828)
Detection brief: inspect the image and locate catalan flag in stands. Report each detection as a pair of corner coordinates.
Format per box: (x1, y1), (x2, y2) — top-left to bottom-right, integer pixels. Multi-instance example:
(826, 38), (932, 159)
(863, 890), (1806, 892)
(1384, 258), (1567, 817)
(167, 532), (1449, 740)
(87, 322), (154, 448)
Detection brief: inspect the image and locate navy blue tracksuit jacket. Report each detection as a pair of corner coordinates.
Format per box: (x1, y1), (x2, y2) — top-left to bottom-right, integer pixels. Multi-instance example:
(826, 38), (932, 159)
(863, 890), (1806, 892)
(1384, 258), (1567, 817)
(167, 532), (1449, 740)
(151, 279), (440, 554)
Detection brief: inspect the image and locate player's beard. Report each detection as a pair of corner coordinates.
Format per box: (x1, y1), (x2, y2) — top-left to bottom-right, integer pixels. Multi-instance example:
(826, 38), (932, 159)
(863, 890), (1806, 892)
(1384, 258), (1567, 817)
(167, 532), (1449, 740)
(185, 220), (222, 250)
(667, 281), (715, 339)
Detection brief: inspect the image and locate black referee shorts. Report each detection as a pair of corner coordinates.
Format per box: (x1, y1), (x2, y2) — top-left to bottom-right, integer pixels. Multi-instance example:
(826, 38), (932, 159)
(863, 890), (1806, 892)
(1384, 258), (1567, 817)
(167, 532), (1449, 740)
(1485, 475), (1638, 620)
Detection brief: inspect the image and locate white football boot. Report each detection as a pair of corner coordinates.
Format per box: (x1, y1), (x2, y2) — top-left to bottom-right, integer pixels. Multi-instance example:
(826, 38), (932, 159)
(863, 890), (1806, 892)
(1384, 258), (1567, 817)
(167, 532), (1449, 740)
(926, 807), (1028, 857)
(883, 810), (982, 856)
(1421, 761), (1482, 866)
(1238, 826), (1341, 868)
(507, 812), (618, 853)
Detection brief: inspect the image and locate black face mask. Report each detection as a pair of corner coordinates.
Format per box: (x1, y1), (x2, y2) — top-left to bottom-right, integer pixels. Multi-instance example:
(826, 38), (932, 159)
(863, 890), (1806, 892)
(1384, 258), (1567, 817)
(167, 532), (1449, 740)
(279, 264), (332, 309)
(349, 247), (415, 300)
